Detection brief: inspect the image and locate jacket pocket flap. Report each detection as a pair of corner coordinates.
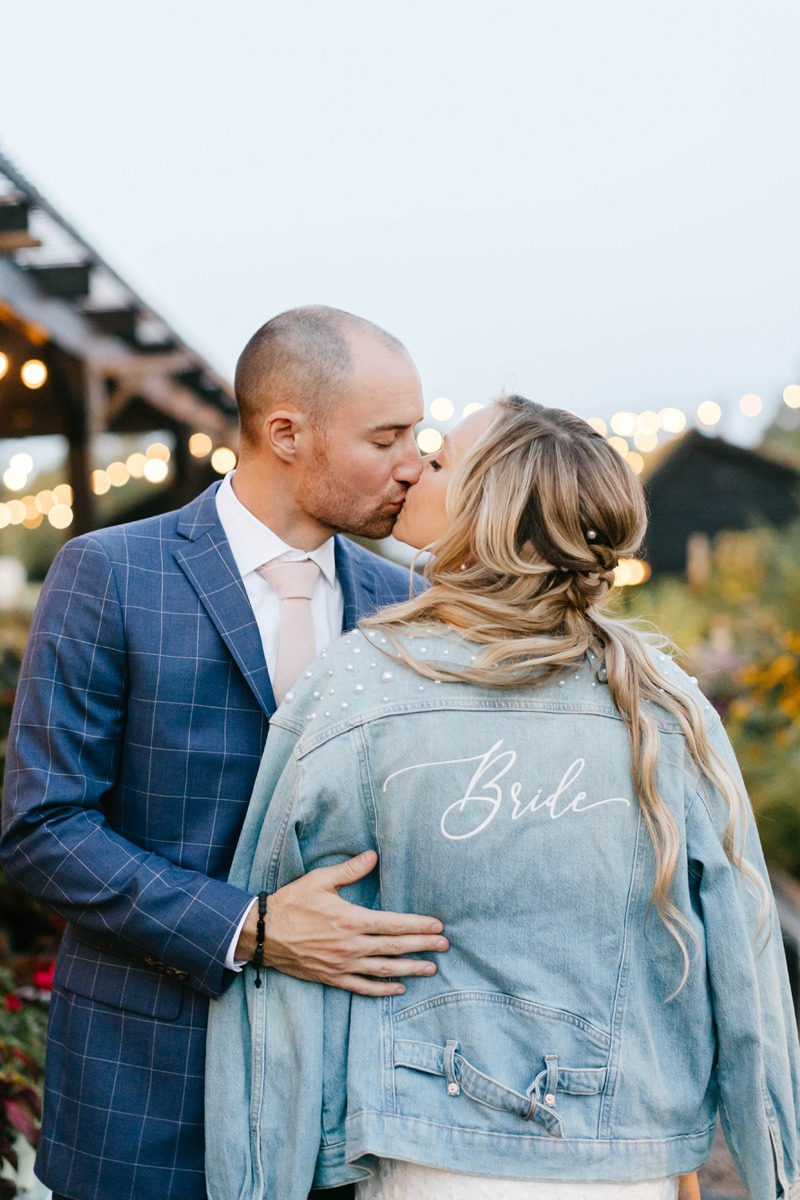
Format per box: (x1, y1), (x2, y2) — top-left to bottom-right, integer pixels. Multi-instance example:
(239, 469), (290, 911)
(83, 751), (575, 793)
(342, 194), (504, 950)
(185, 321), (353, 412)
(57, 936), (184, 1021)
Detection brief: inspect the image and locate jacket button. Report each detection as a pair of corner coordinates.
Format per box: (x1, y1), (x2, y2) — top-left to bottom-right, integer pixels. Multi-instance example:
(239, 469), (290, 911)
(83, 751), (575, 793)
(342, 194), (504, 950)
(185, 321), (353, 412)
(144, 955), (158, 966)
(174, 970), (189, 982)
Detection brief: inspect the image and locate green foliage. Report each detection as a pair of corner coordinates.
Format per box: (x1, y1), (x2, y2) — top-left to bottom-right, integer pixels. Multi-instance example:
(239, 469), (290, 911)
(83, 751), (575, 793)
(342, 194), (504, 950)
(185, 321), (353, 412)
(626, 520), (800, 873)
(0, 967), (46, 1197)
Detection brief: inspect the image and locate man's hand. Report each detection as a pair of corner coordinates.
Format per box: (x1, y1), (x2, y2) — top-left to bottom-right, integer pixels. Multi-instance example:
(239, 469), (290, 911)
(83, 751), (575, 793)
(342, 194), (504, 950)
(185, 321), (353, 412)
(235, 850), (448, 996)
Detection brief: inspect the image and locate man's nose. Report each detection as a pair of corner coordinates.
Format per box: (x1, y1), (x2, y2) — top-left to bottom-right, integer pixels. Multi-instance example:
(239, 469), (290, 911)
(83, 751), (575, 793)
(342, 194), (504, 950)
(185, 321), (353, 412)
(395, 447), (423, 485)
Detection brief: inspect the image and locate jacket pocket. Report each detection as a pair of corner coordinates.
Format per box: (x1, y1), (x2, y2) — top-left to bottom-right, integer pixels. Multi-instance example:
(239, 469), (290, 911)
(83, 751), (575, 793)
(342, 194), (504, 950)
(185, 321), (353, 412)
(56, 932), (184, 1021)
(391, 990), (610, 1139)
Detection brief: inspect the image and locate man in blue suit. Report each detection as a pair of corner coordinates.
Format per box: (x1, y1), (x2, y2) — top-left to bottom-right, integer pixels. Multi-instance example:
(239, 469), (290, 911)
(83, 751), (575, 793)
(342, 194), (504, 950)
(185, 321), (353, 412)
(1, 307), (448, 1200)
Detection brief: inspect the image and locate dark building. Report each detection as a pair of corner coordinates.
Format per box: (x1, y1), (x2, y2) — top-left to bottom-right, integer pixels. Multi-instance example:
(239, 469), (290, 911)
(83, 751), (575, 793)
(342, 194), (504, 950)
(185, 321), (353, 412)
(642, 429), (800, 578)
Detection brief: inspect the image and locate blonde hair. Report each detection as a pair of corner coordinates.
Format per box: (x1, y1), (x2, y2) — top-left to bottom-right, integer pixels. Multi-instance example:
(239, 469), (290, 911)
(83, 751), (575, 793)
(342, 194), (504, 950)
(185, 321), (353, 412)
(364, 395), (768, 990)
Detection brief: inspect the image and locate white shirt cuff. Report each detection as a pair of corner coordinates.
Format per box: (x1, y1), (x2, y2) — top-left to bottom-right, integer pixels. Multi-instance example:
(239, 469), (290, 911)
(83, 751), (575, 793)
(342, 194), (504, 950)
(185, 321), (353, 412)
(225, 897), (258, 971)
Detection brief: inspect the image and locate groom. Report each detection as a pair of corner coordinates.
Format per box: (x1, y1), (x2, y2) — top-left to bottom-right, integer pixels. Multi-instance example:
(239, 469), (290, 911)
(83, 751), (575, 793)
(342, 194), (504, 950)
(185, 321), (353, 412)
(1, 307), (448, 1200)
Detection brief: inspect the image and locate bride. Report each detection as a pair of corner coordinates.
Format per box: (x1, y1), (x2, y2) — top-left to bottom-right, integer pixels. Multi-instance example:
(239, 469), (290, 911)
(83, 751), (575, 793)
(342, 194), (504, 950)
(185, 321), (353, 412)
(206, 396), (798, 1200)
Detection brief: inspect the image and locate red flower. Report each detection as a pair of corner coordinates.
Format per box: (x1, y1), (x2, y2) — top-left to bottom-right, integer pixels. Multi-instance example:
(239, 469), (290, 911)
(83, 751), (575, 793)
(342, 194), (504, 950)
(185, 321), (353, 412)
(3, 995), (22, 1012)
(32, 962), (55, 991)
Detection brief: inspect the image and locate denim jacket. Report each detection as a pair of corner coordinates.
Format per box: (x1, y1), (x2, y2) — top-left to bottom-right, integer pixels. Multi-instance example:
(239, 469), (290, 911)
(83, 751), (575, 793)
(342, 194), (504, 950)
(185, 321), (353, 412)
(205, 628), (800, 1200)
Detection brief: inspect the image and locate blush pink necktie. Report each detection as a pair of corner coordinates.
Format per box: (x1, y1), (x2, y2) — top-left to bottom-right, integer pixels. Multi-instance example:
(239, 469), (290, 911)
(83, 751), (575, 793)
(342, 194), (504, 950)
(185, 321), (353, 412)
(259, 558), (322, 704)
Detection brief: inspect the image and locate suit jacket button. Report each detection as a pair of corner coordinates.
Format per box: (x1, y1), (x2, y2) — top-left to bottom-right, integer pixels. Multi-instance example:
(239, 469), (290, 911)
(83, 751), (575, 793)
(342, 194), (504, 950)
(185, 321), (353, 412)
(174, 970), (189, 982)
(144, 955), (158, 967)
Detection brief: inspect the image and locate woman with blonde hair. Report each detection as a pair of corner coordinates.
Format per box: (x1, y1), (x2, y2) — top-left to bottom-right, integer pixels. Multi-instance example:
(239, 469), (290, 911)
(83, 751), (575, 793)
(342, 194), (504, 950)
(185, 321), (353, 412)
(206, 396), (799, 1200)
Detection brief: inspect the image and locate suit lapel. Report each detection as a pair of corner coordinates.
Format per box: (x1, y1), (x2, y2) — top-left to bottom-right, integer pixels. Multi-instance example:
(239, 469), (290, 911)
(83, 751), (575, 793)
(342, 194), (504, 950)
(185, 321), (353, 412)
(174, 486), (276, 717)
(335, 537), (378, 632)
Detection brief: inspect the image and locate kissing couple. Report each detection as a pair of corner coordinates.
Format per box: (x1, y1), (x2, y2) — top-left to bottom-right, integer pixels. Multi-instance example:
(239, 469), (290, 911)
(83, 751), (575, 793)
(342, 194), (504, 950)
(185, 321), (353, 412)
(4, 307), (798, 1200)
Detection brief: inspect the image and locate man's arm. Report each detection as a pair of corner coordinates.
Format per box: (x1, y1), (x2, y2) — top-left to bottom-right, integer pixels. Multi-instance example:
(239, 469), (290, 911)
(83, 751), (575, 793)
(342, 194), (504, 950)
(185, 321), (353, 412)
(1, 538), (252, 1000)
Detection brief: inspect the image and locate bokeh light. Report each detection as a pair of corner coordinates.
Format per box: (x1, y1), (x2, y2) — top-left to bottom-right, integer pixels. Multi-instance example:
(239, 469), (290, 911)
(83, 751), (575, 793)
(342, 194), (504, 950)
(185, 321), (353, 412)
(3, 467), (27, 491)
(613, 559), (652, 587)
(0, 352), (8, 380)
(635, 410), (660, 435)
(53, 483), (73, 506)
(189, 432), (212, 457)
(107, 461), (130, 487)
(659, 407), (687, 434)
(48, 504), (74, 530)
(462, 402), (484, 418)
(610, 412), (636, 437)
(91, 470), (111, 495)
(146, 442), (171, 462)
(210, 447), (236, 475)
(783, 384), (800, 409)
(608, 436), (629, 457)
(144, 458), (170, 483)
(430, 397), (454, 422)
(10, 453), (34, 474)
(739, 393), (762, 417)
(633, 431), (658, 452)
(587, 417), (607, 436)
(697, 401), (722, 427)
(627, 452), (645, 474)
(6, 500), (26, 524)
(21, 359), (48, 389)
(35, 490), (55, 513)
(127, 452), (147, 478)
(417, 428), (443, 454)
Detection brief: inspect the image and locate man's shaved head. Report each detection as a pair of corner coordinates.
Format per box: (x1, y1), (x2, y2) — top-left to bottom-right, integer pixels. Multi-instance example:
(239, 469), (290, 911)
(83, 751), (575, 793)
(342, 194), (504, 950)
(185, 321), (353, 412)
(235, 305), (409, 444)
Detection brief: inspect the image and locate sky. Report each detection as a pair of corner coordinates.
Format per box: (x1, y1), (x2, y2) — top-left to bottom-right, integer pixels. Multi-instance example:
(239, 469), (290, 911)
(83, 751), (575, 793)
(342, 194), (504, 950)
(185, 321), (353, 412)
(2, 0), (800, 448)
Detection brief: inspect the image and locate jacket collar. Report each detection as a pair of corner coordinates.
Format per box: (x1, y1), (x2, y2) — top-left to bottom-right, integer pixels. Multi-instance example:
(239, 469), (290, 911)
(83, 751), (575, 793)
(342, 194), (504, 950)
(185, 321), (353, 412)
(174, 484), (379, 715)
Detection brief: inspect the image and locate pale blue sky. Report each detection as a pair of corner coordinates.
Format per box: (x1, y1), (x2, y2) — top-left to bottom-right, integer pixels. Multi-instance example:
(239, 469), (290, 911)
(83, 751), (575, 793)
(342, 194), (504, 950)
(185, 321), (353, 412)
(2, 0), (799, 446)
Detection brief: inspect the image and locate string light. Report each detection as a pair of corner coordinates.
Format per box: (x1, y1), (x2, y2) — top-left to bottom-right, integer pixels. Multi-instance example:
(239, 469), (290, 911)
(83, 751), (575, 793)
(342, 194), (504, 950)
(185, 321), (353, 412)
(462, 402), (484, 418)
(739, 393), (762, 417)
(610, 412), (636, 437)
(587, 417), (607, 436)
(210, 447), (237, 474)
(0, 352), (9, 380)
(613, 559), (651, 587)
(143, 458), (169, 483)
(697, 401), (722, 427)
(627, 452), (645, 474)
(416, 428), (443, 454)
(608, 436), (629, 457)
(189, 433), (212, 457)
(633, 431), (658, 452)
(48, 504), (73, 530)
(659, 407), (687, 433)
(127, 452), (147, 477)
(20, 360), (47, 389)
(783, 385), (800, 409)
(635, 411), (660, 435)
(429, 397), (454, 422)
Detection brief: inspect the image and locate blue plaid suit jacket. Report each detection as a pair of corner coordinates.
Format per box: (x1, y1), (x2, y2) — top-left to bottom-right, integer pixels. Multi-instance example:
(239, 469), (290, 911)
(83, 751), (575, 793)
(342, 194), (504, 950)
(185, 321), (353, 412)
(1, 482), (418, 1200)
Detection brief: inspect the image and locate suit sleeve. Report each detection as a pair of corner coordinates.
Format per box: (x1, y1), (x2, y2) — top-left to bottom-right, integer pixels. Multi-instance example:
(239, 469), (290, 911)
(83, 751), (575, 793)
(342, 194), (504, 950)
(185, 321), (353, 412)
(1, 536), (253, 1000)
(687, 717), (800, 1198)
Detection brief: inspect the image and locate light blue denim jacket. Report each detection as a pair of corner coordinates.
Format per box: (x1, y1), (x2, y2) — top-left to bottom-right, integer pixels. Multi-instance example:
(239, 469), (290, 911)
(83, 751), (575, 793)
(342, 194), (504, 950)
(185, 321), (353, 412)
(206, 628), (800, 1200)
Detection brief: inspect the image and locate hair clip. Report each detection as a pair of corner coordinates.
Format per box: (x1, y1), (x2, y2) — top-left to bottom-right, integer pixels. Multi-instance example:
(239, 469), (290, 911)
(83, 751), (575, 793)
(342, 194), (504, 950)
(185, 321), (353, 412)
(586, 529), (598, 541)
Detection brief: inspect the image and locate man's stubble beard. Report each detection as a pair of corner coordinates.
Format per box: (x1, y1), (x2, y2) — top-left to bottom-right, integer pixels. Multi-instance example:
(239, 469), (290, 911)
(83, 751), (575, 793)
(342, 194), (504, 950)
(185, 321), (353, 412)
(298, 444), (400, 541)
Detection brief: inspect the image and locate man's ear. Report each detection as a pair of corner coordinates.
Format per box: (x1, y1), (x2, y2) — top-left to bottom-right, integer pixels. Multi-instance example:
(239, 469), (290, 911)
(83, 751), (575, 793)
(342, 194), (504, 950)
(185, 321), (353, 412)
(265, 407), (306, 464)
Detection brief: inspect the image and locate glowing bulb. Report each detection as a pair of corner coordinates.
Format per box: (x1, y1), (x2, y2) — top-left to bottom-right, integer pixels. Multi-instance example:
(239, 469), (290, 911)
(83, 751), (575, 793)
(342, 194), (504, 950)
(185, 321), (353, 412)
(210, 447), (237, 475)
(53, 483), (73, 506)
(48, 504), (74, 530)
(22, 495), (38, 520)
(610, 412), (636, 437)
(0, 505), (9, 529)
(146, 442), (171, 462)
(613, 559), (652, 587)
(633, 431), (658, 452)
(10, 453), (33, 474)
(21, 359), (47, 389)
(659, 407), (686, 434)
(91, 470), (111, 495)
(429, 397), (454, 422)
(35, 490), (55, 513)
(635, 410), (660, 435)
(0, 352), (8, 380)
(127, 452), (147, 478)
(462, 402), (484, 418)
(144, 458), (169, 483)
(23, 511), (43, 529)
(608, 436), (629, 457)
(3, 468), (27, 491)
(6, 500), (26, 524)
(627, 452), (645, 474)
(107, 461), (130, 487)
(416, 428), (443, 454)
(587, 417), (607, 437)
(189, 433), (212, 457)
(739, 393), (762, 417)
(697, 401), (722, 427)
(782, 385), (800, 409)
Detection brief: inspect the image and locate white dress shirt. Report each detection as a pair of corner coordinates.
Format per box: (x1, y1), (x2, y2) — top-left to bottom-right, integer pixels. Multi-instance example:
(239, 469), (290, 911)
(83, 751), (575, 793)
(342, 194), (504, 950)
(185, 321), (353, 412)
(215, 472), (345, 968)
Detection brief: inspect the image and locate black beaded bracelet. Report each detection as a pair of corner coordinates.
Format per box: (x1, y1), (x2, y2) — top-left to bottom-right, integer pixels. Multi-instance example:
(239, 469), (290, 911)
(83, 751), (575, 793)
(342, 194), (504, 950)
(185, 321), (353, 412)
(252, 890), (268, 988)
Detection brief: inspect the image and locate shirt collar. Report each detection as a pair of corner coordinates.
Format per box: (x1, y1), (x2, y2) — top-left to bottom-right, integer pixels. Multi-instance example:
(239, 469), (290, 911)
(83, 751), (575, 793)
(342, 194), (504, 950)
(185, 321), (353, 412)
(215, 472), (337, 587)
